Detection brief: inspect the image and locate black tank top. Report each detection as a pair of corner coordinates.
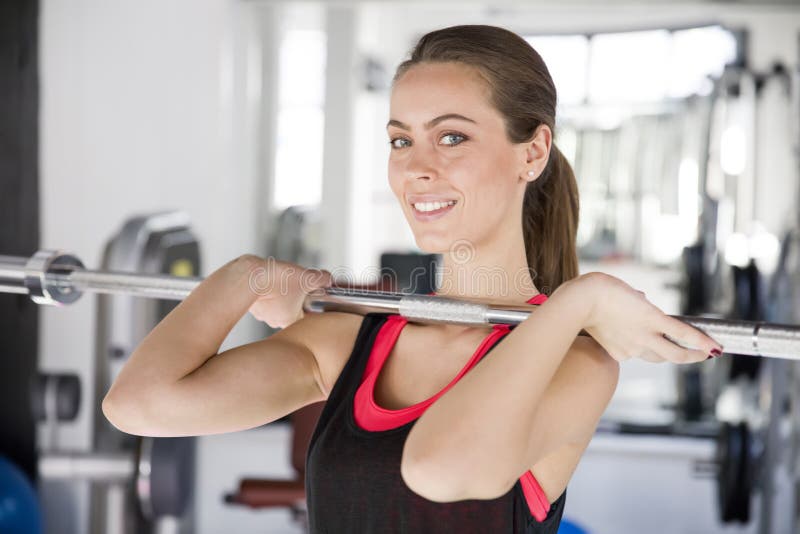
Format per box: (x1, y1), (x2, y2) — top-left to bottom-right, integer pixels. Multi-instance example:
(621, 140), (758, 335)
(305, 312), (567, 533)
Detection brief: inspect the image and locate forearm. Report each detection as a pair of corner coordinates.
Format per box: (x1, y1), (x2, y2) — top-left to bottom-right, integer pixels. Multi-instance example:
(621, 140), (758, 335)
(403, 279), (591, 497)
(108, 255), (261, 395)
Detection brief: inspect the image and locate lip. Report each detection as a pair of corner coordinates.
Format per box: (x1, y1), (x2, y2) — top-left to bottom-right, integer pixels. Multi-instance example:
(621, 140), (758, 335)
(409, 198), (458, 222)
(407, 193), (459, 204)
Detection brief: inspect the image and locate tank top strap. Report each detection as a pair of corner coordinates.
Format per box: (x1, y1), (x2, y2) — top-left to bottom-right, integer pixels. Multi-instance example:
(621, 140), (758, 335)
(352, 292), (548, 432)
(353, 316), (509, 432)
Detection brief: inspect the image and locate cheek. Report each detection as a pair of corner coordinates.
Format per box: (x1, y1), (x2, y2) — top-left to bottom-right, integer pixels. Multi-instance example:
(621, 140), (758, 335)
(462, 165), (519, 219)
(387, 160), (402, 195)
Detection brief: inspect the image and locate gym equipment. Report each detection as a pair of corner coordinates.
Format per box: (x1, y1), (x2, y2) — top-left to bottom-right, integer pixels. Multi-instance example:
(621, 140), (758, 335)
(32, 212), (200, 534)
(37, 438), (195, 524)
(0, 251), (199, 303)
(38, 452), (136, 483)
(716, 422), (756, 522)
(681, 59), (800, 532)
(223, 402), (321, 531)
(680, 242), (708, 317)
(379, 251), (439, 294)
(137, 437), (195, 519)
(3, 249), (800, 360)
(30, 373), (81, 423)
(0, 455), (43, 534)
(31, 373), (82, 454)
(91, 213), (199, 534)
(556, 519), (590, 534)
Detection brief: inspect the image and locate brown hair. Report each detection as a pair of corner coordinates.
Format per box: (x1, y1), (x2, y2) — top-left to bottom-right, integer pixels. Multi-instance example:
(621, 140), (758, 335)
(393, 25), (580, 294)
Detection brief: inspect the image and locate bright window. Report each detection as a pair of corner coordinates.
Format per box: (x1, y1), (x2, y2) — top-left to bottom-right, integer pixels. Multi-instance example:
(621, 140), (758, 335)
(588, 30), (672, 103)
(525, 25), (738, 106)
(525, 35), (589, 106)
(273, 30), (327, 209)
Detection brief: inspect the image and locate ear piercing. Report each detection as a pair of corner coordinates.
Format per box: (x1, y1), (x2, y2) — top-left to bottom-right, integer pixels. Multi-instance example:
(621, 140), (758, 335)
(527, 170), (535, 177)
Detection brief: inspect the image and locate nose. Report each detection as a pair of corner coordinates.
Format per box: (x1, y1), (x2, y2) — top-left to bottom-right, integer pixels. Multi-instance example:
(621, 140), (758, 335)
(403, 143), (438, 181)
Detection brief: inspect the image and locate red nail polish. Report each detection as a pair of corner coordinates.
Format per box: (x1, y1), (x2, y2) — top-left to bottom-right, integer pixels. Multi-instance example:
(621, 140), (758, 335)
(710, 348), (722, 357)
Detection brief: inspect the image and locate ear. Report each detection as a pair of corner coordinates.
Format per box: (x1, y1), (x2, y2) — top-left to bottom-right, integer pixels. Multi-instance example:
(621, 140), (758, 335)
(517, 124), (552, 183)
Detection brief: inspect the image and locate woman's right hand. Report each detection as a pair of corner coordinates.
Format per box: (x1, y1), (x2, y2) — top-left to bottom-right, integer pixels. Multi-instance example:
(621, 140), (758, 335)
(574, 272), (723, 364)
(242, 255), (333, 329)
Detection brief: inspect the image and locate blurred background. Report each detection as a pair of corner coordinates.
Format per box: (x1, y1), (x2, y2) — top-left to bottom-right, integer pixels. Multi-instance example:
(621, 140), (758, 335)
(2, 0), (800, 533)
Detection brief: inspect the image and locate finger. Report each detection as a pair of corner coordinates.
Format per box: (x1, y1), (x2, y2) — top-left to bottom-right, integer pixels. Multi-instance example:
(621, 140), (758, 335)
(651, 333), (707, 364)
(317, 269), (333, 287)
(301, 268), (333, 292)
(637, 349), (667, 363)
(658, 315), (722, 354)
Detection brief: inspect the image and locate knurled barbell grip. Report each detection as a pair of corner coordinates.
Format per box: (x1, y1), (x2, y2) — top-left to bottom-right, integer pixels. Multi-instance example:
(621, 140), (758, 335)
(4, 251), (800, 360)
(306, 288), (800, 361)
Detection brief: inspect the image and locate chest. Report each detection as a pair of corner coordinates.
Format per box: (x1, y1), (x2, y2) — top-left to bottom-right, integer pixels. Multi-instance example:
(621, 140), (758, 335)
(368, 320), (574, 507)
(371, 325), (497, 411)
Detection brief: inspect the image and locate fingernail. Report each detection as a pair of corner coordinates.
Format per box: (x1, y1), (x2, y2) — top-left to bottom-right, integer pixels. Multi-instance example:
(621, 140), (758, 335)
(710, 348), (722, 357)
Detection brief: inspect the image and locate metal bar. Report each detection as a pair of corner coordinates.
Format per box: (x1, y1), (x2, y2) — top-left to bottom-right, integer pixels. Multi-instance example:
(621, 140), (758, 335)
(38, 452), (136, 482)
(4, 252), (800, 360)
(0, 252), (203, 302)
(304, 288), (800, 361)
(0, 254), (28, 292)
(65, 269), (202, 300)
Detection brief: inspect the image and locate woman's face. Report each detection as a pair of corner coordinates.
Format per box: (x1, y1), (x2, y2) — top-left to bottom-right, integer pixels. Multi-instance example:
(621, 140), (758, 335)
(387, 61), (531, 255)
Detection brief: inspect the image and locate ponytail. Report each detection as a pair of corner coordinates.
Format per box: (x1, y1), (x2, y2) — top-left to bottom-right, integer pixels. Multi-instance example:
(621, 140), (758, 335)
(522, 143), (580, 295)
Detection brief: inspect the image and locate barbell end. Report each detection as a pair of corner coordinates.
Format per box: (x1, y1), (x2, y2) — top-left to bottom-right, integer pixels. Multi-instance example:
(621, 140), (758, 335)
(24, 249), (85, 306)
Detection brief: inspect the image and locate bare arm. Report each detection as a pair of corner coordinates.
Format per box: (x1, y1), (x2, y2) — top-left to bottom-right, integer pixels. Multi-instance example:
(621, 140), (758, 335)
(402, 272), (720, 502)
(102, 255), (356, 437)
(401, 278), (592, 500)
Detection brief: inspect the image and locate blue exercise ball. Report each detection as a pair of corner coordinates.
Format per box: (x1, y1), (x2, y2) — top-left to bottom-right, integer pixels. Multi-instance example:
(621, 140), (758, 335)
(0, 455), (42, 534)
(558, 517), (590, 534)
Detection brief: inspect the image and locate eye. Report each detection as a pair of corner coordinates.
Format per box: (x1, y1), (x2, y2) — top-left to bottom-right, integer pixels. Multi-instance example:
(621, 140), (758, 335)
(389, 137), (411, 150)
(440, 132), (467, 146)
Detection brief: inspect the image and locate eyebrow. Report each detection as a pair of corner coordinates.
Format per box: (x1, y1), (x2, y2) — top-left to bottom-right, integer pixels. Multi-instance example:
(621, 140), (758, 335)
(386, 113), (477, 131)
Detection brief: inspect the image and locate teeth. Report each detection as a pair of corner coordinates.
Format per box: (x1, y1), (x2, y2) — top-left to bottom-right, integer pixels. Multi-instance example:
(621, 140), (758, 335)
(413, 200), (456, 212)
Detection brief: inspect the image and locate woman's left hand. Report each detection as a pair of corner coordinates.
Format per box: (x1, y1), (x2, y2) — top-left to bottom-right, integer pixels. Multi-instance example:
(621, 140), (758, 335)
(572, 272), (723, 364)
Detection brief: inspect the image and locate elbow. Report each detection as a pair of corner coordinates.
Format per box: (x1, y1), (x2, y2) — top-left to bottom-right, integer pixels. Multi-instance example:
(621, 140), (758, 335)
(102, 390), (157, 436)
(400, 454), (463, 503)
(102, 393), (133, 434)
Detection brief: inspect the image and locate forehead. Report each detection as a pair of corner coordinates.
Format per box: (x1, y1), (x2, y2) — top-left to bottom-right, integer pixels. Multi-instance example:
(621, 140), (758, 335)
(390, 62), (495, 123)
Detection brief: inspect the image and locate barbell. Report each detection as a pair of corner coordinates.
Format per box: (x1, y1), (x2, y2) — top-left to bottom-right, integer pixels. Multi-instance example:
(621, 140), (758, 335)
(4, 249), (800, 360)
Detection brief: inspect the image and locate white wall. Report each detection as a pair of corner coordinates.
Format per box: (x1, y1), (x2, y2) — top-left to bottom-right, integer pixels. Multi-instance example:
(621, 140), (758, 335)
(40, 0), (264, 442)
(38, 0), (283, 532)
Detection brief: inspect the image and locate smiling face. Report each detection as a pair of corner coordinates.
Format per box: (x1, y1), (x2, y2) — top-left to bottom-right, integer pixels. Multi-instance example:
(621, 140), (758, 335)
(387, 62), (532, 255)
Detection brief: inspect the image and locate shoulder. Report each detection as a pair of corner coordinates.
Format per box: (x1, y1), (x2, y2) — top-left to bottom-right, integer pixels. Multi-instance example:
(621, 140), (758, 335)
(287, 311), (374, 399)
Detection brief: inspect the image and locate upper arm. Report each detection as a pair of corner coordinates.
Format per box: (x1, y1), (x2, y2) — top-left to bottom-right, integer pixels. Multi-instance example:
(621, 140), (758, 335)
(103, 311), (361, 437)
(523, 336), (619, 468)
(405, 334), (618, 503)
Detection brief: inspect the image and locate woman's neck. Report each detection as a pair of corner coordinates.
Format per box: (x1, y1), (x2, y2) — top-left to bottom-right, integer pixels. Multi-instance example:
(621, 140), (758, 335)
(434, 240), (539, 306)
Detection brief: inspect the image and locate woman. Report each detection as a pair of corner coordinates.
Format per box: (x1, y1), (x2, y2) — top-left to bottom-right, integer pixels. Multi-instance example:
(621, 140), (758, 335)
(103, 25), (724, 533)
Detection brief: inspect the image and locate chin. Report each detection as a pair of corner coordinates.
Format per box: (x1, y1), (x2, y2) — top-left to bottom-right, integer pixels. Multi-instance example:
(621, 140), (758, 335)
(413, 233), (470, 256)
(411, 234), (447, 255)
